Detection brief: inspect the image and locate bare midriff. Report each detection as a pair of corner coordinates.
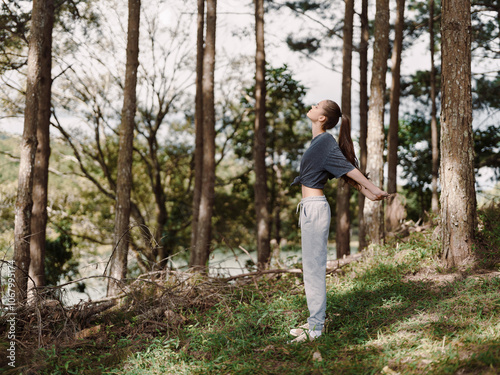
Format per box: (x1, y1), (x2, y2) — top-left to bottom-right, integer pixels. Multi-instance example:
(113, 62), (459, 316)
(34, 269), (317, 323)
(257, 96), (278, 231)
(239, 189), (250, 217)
(302, 185), (324, 198)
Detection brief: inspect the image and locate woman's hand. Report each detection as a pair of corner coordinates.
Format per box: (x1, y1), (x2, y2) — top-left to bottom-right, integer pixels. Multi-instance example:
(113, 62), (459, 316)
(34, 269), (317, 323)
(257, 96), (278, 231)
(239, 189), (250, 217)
(346, 169), (390, 201)
(358, 185), (390, 201)
(370, 187), (390, 201)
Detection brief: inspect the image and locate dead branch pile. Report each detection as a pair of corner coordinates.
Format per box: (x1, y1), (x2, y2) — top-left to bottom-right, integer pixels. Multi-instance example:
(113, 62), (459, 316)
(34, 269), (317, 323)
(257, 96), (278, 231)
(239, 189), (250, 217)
(0, 270), (235, 358)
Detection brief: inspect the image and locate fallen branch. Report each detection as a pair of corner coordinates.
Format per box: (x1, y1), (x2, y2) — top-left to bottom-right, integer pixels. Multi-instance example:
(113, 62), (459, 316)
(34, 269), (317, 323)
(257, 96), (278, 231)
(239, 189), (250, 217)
(223, 268), (303, 282)
(74, 300), (116, 321)
(326, 253), (363, 274)
(222, 253), (365, 282)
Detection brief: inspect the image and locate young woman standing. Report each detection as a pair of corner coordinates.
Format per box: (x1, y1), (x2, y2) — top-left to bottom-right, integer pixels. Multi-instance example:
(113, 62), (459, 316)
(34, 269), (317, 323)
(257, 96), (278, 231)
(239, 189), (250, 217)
(289, 100), (389, 343)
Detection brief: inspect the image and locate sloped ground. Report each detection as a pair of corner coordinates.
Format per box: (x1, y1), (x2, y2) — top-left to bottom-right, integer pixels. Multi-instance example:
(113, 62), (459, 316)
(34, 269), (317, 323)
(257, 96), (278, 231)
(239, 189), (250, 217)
(2, 203), (499, 374)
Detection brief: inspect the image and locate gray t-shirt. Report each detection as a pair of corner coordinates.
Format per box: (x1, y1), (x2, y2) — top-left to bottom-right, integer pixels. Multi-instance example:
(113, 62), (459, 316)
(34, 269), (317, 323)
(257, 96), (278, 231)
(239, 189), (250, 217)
(291, 132), (355, 189)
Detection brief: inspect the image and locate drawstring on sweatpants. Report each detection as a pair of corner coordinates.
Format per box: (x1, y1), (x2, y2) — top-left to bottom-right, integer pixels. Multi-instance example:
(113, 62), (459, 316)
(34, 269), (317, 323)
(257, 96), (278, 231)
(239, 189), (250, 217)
(296, 201), (303, 228)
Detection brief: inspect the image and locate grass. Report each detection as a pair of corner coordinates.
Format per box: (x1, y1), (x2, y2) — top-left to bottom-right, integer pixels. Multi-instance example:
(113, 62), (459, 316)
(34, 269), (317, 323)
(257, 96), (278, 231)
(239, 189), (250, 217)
(5, 204), (500, 374)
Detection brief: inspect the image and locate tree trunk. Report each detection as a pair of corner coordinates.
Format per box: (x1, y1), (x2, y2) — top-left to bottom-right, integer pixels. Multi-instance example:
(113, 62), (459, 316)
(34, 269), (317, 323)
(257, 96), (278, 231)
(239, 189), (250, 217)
(254, 0), (270, 269)
(107, 0), (141, 296)
(190, 0), (205, 256)
(364, 0), (390, 245)
(357, 0), (369, 251)
(152, 154), (168, 268)
(430, 0), (439, 213)
(440, 0), (475, 267)
(272, 161), (283, 247)
(192, 0), (216, 271)
(28, 0), (55, 300)
(336, 0), (354, 259)
(14, 0), (50, 304)
(386, 0), (405, 232)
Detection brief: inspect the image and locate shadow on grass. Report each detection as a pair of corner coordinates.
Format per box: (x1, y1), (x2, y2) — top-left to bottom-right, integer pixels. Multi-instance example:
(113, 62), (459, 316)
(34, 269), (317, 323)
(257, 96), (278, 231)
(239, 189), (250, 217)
(156, 261), (500, 375)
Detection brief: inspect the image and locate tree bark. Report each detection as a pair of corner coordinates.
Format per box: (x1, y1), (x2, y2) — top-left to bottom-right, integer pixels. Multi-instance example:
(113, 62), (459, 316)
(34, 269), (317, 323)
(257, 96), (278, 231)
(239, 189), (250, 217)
(14, 0), (49, 304)
(440, 0), (475, 267)
(28, 0), (55, 300)
(386, 0), (405, 232)
(357, 0), (369, 251)
(430, 0), (439, 213)
(190, 0), (205, 256)
(364, 0), (390, 245)
(151, 143), (168, 268)
(107, 0), (141, 296)
(336, 0), (354, 259)
(272, 161), (283, 248)
(254, 0), (270, 269)
(191, 0), (216, 271)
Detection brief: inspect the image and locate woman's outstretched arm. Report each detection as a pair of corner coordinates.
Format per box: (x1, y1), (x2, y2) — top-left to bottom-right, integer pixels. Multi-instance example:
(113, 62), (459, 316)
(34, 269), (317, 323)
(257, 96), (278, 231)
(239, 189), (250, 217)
(345, 168), (390, 201)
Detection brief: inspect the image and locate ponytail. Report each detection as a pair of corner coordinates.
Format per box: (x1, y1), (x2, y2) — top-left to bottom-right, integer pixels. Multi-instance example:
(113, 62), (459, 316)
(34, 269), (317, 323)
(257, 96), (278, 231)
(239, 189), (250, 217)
(338, 115), (358, 168)
(337, 115), (362, 190)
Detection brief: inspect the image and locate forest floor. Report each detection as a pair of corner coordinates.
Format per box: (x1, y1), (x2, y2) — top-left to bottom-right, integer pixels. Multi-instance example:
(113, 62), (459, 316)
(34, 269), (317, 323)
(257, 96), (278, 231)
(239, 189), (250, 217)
(2, 203), (500, 375)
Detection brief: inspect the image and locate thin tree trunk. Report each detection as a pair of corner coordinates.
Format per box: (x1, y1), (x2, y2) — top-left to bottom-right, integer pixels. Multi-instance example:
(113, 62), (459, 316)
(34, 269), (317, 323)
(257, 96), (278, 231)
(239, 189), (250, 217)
(107, 0), (141, 296)
(440, 0), (475, 267)
(337, 0), (354, 259)
(14, 0), (50, 304)
(28, 0), (55, 300)
(152, 154), (168, 267)
(192, 0), (216, 271)
(357, 0), (369, 251)
(254, 0), (270, 269)
(365, 0), (390, 245)
(430, 0), (439, 213)
(273, 162), (283, 247)
(190, 0), (205, 257)
(386, 0), (405, 232)
(271, 156), (283, 267)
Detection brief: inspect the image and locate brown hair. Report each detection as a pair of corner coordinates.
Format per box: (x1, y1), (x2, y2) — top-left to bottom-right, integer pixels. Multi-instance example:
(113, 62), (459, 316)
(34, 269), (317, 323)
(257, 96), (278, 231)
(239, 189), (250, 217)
(321, 100), (361, 189)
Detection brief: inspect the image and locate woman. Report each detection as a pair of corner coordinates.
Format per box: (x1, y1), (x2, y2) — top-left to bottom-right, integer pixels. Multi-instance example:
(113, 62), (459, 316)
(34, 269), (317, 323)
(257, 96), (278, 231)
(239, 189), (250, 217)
(289, 100), (389, 343)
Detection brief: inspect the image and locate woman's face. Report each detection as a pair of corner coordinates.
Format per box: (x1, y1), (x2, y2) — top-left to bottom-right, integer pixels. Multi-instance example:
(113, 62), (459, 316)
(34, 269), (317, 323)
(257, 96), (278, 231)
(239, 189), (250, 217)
(307, 100), (326, 122)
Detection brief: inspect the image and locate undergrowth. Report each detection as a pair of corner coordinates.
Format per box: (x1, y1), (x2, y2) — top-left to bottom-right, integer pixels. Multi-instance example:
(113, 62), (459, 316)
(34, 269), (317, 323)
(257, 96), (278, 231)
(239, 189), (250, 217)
(3, 203), (500, 374)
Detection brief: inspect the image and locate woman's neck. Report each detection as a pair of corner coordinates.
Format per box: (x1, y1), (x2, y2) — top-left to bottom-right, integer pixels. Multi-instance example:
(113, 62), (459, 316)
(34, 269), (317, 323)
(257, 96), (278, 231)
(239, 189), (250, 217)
(312, 122), (325, 139)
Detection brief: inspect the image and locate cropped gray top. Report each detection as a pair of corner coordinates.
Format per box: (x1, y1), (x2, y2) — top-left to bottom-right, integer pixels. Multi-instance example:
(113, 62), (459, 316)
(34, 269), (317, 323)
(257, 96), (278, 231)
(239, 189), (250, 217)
(291, 132), (355, 189)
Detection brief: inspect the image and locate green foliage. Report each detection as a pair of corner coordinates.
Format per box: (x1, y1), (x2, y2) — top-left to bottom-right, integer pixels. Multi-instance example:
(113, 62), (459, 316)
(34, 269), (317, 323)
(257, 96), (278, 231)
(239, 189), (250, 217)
(394, 110), (498, 222)
(45, 218), (82, 291)
(285, 36), (321, 54)
(278, 0), (344, 57)
(401, 68), (441, 106)
(393, 113), (434, 221)
(474, 124), (500, 179)
(0, 0), (29, 73)
(0, 133), (89, 262)
(471, 0), (499, 58)
(474, 73), (500, 110)
(237, 65), (309, 159)
(284, 1), (323, 12)
(404, 0), (442, 48)
(474, 201), (500, 268)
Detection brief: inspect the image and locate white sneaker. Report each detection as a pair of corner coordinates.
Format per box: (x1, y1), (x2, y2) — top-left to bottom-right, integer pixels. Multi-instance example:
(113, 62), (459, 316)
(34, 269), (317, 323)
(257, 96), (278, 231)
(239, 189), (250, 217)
(290, 323), (325, 337)
(289, 323), (309, 337)
(288, 329), (322, 343)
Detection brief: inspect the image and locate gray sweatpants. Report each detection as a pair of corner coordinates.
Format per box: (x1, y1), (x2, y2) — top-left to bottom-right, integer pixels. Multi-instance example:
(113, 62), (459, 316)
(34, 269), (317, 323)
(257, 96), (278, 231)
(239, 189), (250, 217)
(298, 195), (330, 332)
